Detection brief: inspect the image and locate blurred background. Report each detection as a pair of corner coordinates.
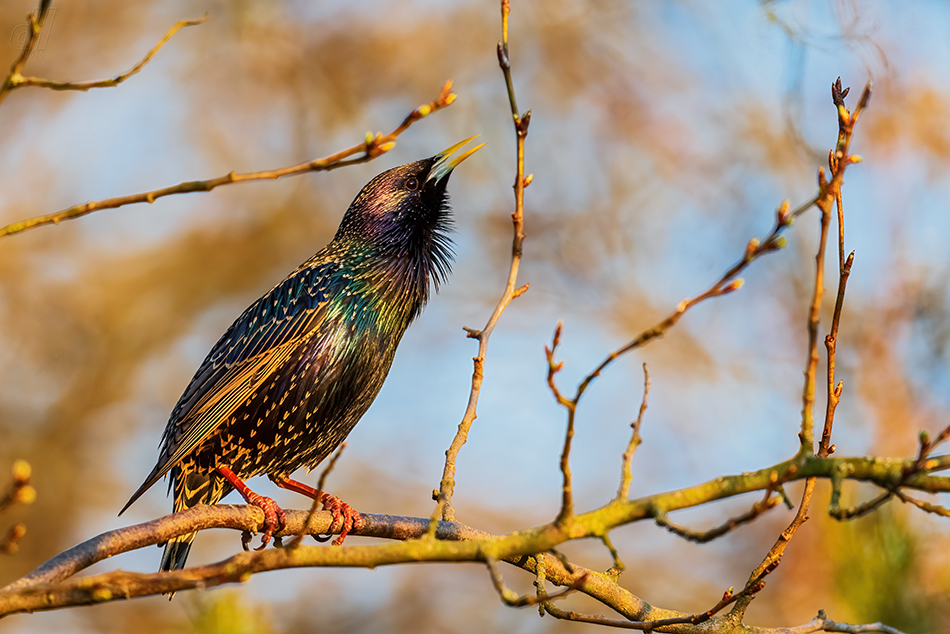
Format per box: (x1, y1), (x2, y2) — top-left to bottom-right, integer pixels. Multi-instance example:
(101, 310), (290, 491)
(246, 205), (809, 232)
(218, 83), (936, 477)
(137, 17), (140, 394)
(1, 0), (949, 632)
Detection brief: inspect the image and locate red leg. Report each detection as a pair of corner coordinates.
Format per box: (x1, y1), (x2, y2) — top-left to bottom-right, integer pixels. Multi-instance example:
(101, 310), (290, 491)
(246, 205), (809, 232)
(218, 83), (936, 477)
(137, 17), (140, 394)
(216, 466), (287, 550)
(273, 476), (362, 546)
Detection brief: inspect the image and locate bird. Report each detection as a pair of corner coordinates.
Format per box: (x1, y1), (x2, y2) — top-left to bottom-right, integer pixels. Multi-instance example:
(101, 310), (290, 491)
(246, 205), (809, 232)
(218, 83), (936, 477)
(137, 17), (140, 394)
(120, 137), (483, 572)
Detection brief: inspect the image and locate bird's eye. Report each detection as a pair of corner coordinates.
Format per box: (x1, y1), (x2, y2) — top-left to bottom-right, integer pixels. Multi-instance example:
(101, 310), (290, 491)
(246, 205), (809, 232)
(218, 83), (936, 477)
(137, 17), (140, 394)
(405, 176), (420, 191)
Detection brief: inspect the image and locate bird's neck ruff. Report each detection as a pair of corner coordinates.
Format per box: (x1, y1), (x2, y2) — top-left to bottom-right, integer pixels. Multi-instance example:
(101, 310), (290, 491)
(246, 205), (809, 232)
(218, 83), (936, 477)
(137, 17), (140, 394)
(333, 213), (454, 326)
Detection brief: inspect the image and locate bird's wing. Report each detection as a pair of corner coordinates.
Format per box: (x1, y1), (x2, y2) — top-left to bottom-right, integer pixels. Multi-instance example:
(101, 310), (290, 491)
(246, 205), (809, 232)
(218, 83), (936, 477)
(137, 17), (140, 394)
(121, 260), (339, 512)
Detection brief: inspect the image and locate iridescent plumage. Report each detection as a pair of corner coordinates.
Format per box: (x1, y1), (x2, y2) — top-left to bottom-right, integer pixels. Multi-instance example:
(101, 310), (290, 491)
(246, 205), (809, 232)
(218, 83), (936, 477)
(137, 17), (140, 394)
(121, 139), (482, 571)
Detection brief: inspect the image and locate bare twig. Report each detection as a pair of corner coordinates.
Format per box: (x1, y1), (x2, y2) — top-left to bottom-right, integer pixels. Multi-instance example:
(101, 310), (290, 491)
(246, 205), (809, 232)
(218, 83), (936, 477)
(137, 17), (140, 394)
(617, 363), (650, 500)
(731, 79), (870, 619)
(485, 555), (582, 607)
(915, 422), (950, 464)
(0, 461), (35, 556)
(0, 0), (53, 107)
(830, 420), (950, 521)
(820, 249), (854, 458)
(0, 524), (27, 555)
(0, 460), (35, 515)
(436, 0), (529, 522)
(564, 198), (804, 410)
(830, 489), (893, 520)
(655, 490), (783, 544)
(544, 582), (764, 630)
(0, 81), (457, 239)
(895, 490), (950, 518)
(9, 15), (207, 94)
(290, 442), (347, 547)
(563, 83), (870, 415)
(787, 610), (910, 634)
(545, 323), (577, 524)
(599, 533), (625, 576)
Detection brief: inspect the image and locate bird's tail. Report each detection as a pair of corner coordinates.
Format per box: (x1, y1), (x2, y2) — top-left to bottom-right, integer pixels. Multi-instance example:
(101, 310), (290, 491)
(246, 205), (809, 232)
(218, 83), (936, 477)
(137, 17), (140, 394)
(161, 470), (223, 572)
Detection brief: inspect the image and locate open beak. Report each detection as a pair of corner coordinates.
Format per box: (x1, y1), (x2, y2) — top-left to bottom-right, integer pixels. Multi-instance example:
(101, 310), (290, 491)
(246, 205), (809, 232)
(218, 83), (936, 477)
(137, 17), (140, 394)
(427, 135), (485, 184)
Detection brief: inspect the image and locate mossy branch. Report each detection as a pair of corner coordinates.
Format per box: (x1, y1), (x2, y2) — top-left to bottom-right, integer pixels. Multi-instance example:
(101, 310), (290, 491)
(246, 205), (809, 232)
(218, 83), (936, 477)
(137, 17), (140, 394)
(1, 452), (946, 621)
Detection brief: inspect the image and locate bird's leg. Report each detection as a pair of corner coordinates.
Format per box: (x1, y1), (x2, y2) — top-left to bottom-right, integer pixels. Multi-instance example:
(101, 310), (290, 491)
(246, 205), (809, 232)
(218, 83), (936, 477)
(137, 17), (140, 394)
(215, 466), (287, 550)
(272, 476), (363, 546)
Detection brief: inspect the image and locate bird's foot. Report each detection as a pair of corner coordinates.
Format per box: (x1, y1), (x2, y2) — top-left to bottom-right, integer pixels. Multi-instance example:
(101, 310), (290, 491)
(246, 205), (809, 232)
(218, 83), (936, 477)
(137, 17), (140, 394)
(244, 489), (288, 550)
(319, 492), (362, 546)
(271, 476), (362, 544)
(215, 465), (287, 550)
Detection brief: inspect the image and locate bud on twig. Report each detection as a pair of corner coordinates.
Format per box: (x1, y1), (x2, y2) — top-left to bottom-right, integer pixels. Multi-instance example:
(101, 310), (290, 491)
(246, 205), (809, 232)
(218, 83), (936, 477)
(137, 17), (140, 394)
(721, 279), (744, 294)
(11, 460), (30, 484)
(745, 238), (759, 260)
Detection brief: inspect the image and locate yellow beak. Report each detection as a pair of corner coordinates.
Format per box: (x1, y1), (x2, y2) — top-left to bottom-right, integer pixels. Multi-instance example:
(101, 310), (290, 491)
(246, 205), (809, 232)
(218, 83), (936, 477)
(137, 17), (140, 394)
(427, 135), (485, 183)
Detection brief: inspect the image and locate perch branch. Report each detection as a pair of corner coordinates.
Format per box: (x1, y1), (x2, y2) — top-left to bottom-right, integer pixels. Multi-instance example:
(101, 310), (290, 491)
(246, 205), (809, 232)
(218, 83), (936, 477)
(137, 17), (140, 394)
(2, 451), (947, 618)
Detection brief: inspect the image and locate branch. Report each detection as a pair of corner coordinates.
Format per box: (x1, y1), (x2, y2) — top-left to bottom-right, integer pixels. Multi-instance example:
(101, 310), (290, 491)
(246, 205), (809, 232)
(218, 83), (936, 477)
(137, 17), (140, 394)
(11, 14), (207, 94)
(561, 82), (870, 413)
(0, 0), (53, 107)
(0, 81), (457, 240)
(436, 0), (530, 521)
(2, 451), (947, 618)
(485, 555), (582, 607)
(733, 79), (871, 619)
(788, 610), (910, 634)
(654, 489), (782, 544)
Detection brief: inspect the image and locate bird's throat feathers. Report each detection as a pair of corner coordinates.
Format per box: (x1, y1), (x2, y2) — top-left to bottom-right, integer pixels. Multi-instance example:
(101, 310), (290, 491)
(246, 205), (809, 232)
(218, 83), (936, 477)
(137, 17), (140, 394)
(331, 193), (454, 325)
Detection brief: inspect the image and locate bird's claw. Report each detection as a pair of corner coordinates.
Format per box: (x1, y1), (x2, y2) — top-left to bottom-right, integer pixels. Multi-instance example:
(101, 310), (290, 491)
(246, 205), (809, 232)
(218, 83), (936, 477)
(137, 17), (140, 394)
(318, 493), (362, 546)
(246, 490), (287, 550)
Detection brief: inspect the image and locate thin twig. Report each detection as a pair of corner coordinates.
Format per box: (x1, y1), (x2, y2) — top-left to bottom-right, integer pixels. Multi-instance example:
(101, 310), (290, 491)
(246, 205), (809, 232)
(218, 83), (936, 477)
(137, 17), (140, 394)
(617, 363), (650, 500)
(599, 533), (625, 576)
(0, 460), (35, 515)
(13, 15), (208, 93)
(731, 477), (815, 620)
(732, 78), (870, 620)
(895, 490), (950, 518)
(820, 250), (854, 458)
(654, 490), (783, 544)
(436, 0), (529, 522)
(0, 81), (457, 239)
(485, 555), (582, 607)
(566, 84), (870, 412)
(545, 324), (577, 525)
(830, 489), (893, 520)
(0, 524), (27, 555)
(0, 460), (34, 556)
(830, 419), (950, 521)
(543, 582), (763, 630)
(787, 610), (910, 634)
(564, 197), (809, 410)
(0, 0), (53, 107)
(290, 442), (347, 548)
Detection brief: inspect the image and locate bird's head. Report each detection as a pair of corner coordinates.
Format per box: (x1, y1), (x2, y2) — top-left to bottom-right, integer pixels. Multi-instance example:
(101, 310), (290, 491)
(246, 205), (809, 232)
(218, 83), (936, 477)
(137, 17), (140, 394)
(334, 137), (484, 296)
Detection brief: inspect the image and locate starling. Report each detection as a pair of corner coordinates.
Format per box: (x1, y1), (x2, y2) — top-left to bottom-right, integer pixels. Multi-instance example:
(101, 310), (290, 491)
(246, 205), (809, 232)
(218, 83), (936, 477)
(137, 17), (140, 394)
(120, 137), (483, 572)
